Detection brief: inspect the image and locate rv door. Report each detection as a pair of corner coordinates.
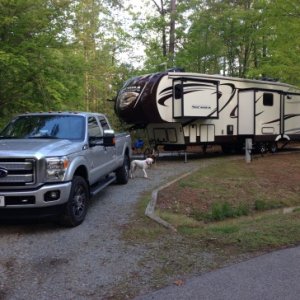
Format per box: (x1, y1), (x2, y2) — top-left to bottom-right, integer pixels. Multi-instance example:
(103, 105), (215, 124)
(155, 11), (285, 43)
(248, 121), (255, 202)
(238, 90), (255, 135)
(173, 80), (183, 118)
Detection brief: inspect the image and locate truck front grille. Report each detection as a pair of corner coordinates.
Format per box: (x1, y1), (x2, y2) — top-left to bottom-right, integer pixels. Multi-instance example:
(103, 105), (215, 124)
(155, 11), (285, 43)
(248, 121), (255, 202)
(0, 159), (36, 186)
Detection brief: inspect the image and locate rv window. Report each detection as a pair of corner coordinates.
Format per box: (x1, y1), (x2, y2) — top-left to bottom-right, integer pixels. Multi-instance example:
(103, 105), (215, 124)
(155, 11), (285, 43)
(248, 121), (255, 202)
(263, 93), (273, 106)
(174, 84), (183, 99)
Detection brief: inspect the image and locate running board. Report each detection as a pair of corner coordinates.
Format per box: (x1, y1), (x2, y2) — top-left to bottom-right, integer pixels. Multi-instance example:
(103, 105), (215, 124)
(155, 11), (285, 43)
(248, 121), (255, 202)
(90, 174), (116, 197)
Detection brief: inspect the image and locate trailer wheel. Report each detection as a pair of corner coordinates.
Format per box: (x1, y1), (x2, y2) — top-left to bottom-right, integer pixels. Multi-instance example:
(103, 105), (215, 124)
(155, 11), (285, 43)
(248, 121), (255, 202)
(257, 142), (267, 154)
(269, 142), (278, 153)
(221, 144), (234, 154)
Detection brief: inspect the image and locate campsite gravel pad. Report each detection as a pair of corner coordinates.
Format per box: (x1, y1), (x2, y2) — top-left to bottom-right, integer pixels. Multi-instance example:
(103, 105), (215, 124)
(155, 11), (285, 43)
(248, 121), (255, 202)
(0, 156), (204, 299)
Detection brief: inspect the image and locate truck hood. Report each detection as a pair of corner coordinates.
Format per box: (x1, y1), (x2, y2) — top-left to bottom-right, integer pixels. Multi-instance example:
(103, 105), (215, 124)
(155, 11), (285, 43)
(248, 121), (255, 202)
(0, 139), (84, 158)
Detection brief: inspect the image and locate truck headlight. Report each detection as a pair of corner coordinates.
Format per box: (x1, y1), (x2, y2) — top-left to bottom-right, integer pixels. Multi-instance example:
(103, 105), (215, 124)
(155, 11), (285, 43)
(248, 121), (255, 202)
(46, 156), (69, 182)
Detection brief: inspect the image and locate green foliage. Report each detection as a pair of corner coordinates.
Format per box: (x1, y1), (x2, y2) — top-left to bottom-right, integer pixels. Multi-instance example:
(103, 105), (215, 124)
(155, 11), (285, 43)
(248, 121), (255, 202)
(0, 0), (86, 127)
(132, 0), (300, 87)
(256, 0), (300, 85)
(191, 201), (250, 222)
(254, 199), (284, 211)
(1, 0), (299, 130)
(0, 0), (136, 130)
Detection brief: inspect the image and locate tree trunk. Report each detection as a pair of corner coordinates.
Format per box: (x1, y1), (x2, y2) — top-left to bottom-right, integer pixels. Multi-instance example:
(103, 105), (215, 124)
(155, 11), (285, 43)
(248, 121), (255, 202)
(168, 0), (176, 65)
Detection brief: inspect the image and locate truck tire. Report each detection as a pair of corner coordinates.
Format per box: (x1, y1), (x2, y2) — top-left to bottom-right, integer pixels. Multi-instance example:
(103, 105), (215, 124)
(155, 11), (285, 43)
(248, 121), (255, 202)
(115, 155), (130, 184)
(60, 176), (89, 227)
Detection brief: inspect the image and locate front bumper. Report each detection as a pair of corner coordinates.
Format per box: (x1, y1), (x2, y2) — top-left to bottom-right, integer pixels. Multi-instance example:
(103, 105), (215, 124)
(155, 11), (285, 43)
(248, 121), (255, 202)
(0, 181), (72, 209)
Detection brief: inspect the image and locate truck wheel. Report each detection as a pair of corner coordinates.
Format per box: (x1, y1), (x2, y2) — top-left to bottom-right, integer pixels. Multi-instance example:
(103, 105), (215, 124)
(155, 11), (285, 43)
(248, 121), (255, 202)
(60, 176), (89, 227)
(115, 155), (130, 184)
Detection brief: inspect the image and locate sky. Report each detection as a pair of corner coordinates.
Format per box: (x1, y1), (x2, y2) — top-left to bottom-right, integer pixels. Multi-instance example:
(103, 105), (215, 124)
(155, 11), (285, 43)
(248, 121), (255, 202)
(114, 0), (152, 68)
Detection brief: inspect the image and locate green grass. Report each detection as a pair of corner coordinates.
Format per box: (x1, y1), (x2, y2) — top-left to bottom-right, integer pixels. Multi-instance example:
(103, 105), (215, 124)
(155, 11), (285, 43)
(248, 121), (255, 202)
(123, 156), (300, 251)
(119, 155), (300, 299)
(176, 211), (300, 252)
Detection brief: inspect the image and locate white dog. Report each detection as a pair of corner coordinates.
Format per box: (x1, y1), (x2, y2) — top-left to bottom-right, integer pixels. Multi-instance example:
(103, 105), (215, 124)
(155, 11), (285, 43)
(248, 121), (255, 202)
(130, 157), (154, 179)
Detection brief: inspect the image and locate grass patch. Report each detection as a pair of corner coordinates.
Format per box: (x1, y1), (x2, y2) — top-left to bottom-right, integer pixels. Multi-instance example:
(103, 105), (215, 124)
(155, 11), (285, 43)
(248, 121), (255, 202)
(157, 154), (300, 223)
(155, 154), (300, 251)
(176, 211), (300, 252)
(122, 192), (167, 243)
(209, 201), (250, 221)
(119, 154), (300, 299)
(254, 199), (284, 211)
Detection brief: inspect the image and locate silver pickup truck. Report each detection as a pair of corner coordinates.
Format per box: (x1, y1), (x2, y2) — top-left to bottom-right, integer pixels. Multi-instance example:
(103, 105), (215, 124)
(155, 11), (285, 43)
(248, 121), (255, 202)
(0, 112), (131, 226)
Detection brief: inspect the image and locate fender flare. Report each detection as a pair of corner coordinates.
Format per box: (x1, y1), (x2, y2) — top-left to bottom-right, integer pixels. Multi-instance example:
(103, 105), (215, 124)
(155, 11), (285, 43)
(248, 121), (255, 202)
(275, 134), (290, 142)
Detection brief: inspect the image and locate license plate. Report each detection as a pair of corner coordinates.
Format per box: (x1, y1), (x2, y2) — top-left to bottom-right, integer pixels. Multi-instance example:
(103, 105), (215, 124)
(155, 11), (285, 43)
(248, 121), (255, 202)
(0, 196), (4, 207)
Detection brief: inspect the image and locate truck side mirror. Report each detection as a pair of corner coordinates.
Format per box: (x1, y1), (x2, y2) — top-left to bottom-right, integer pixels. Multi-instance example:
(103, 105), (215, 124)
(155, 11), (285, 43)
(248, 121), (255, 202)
(103, 129), (115, 147)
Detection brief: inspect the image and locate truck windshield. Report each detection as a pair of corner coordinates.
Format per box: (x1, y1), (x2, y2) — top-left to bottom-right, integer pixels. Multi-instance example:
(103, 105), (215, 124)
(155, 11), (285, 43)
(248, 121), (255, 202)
(0, 115), (85, 140)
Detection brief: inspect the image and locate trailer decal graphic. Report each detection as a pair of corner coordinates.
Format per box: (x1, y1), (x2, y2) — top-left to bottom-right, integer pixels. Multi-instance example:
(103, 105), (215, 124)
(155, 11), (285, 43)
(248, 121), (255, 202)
(218, 83), (236, 113)
(255, 95), (263, 103)
(230, 106), (238, 118)
(285, 127), (300, 133)
(263, 118), (280, 125)
(158, 83), (217, 107)
(283, 114), (300, 120)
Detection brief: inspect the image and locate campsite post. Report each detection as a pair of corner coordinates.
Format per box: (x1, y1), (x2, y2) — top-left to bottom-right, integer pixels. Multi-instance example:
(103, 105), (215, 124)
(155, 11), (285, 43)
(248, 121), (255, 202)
(245, 138), (252, 163)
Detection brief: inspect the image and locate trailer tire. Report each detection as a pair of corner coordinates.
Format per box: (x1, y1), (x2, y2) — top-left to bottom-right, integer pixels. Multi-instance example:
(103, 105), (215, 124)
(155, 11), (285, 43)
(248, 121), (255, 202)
(257, 142), (267, 154)
(269, 142), (278, 153)
(221, 144), (234, 154)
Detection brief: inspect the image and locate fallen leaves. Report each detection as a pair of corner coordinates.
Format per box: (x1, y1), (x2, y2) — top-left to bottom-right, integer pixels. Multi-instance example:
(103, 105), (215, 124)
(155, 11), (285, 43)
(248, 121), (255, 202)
(174, 279), (184, 286)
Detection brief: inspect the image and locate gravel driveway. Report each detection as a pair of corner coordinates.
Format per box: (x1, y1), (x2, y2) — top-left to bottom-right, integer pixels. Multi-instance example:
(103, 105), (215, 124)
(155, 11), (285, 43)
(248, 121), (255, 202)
(0, 156), (201, 299)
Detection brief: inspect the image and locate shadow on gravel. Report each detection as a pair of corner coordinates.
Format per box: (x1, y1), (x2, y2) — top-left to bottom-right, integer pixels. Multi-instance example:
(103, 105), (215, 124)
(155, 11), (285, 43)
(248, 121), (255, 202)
(0, 214), (62, 233)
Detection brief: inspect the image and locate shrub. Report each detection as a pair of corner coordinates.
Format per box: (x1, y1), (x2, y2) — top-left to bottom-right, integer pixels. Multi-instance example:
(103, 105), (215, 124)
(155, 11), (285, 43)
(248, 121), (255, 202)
(208, 202), (250, 221)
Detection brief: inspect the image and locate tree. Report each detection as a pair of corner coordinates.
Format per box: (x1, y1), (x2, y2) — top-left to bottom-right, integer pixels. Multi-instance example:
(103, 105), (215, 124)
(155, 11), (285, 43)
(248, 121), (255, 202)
(71, 0), (134, 118)
(255, 0), (300, 85)
(0, 0), (134, 128)
(130, 0), (186, 71)
(0, 0), (85, 126)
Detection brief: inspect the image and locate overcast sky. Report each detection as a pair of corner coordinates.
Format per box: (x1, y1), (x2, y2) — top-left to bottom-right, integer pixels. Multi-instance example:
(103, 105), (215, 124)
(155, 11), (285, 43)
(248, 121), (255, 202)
(114, 1), (152, 68)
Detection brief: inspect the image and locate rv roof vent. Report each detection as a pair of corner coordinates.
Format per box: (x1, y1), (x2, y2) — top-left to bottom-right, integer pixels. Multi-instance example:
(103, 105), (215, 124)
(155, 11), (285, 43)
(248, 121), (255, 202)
(260, 77), (278, 82)
(167, 67), (185, 72)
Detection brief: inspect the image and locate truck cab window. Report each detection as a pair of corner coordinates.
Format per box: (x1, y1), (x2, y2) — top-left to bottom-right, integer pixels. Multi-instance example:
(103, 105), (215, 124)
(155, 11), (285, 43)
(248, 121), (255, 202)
(98, 116), (110, 130)
(88, 117), (102, 138)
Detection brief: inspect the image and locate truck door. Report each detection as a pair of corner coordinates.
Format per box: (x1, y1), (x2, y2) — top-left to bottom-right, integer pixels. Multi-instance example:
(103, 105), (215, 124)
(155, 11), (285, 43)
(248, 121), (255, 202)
(87, 116), (107, 182)
(97, 115), (116, 173)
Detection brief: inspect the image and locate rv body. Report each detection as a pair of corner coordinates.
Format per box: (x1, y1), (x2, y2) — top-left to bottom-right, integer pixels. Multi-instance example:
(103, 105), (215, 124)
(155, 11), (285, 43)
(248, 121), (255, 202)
(115, 71), (300, 152)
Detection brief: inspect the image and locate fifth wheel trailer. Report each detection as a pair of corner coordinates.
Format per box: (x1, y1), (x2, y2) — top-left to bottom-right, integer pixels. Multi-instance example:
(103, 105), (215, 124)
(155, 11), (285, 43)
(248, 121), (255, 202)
(115, 70), (300, 153)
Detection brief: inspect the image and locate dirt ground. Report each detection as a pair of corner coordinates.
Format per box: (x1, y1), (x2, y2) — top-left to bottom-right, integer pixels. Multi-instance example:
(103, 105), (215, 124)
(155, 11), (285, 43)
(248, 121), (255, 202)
(156, 152), (300, 220)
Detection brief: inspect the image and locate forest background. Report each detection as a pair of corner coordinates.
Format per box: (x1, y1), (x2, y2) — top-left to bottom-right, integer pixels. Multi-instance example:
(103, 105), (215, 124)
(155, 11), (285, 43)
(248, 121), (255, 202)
(0, 0), (299, 129)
